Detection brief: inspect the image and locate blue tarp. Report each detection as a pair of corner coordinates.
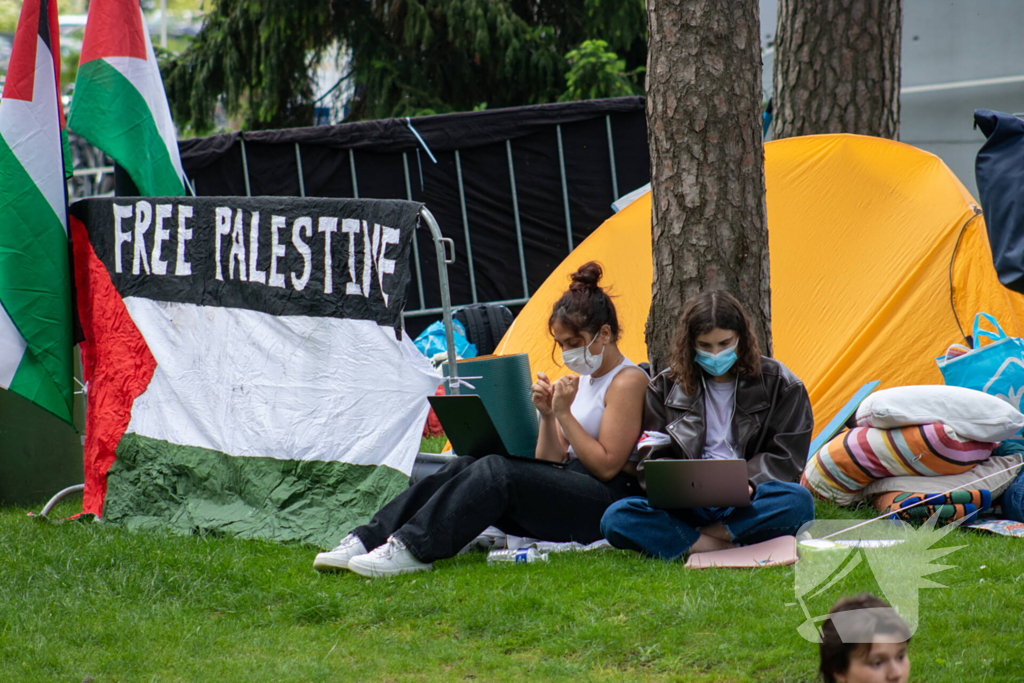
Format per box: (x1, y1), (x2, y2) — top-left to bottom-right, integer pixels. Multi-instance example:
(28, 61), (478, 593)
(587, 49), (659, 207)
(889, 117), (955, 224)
(413, 320), (477, 360)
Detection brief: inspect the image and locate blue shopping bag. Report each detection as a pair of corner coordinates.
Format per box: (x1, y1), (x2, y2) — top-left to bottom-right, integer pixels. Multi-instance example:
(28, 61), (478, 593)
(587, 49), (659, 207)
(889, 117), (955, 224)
(936, 313), (1024, 415)
(413, 319), (477, 361)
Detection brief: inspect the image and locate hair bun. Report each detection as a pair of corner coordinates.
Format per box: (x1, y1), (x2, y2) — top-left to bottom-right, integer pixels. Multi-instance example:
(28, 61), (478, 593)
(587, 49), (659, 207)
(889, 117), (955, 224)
(569, 261), (603, 291)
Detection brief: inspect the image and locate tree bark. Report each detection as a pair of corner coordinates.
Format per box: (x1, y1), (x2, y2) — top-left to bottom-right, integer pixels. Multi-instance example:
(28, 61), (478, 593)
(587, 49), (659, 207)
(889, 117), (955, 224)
(645, 0), (771, 373)
(771, 0), (902, 140)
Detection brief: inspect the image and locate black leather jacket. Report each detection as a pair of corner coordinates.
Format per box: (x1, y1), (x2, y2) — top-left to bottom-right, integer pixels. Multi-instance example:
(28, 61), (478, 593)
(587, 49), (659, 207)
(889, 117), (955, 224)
(638, 357), (814, 490)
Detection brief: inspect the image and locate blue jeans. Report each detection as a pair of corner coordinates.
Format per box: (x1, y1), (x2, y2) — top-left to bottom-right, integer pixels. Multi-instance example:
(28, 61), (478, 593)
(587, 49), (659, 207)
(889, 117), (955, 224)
(1001, 466), (1024, 522)
(600, 481), (815, 560)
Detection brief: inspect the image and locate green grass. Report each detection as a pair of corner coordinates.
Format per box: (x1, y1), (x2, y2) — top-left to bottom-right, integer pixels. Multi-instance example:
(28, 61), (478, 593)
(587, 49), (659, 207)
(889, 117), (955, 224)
(2, 498), (1023, 682)
(420, 435), (449, 454)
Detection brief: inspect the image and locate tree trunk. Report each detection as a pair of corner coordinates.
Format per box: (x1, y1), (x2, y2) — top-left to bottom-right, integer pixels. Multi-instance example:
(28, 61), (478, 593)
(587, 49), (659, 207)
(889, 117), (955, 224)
(771, 0), (902, 140)
(645, 0), (772, 373)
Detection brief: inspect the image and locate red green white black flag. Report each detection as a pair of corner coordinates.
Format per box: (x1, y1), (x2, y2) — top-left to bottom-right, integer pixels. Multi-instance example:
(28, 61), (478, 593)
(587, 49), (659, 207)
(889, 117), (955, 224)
(0, 0), (75, 423)
(69, 0), (186, 196)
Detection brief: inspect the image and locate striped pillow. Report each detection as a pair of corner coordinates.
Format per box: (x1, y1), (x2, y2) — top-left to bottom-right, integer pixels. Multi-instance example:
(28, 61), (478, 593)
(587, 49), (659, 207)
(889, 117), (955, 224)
(801, 424), (997, 505)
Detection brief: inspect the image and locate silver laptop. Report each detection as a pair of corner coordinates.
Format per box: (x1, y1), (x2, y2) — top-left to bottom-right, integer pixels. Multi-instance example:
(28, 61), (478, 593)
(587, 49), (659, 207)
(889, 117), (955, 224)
(643, 459), (752, 509)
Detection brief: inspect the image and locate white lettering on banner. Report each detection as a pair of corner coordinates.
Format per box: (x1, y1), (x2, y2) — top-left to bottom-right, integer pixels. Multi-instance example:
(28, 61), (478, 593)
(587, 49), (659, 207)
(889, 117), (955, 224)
(175, 205), (193, 276)
(105, 203), (403, 303)
(318, 217), (338, 294)
(342, 218), (363, 296)
(214, 207), (232, 281)
(361, 221), (374, 297)
(133, 201), (153, 276)
(248, 211), (266, 284)
(151, 204), (173, 275)
(376, 226), (400, 307)
(291, 217), (312, 291)
(269, 215), (287, 288)
(113, 203), (133, 274)
(229, 210), (247, 281)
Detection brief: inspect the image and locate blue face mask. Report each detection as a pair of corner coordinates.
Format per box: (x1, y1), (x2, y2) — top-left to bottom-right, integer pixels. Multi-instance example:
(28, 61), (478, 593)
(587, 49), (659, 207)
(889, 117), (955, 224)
(695, 344), (738, 377)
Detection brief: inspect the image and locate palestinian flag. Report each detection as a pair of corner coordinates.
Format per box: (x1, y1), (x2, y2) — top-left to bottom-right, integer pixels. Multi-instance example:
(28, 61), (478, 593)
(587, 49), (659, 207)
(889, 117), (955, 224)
(68, 0), (186, 196)
(0, 0), (74, 424)
(70, 196), (440, 546)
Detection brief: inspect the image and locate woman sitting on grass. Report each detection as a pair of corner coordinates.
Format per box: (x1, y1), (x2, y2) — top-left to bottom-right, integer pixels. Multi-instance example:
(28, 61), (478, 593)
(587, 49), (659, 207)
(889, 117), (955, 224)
(819, 594), (911, 683)
(314, 262), (649, 578)
(600, 289), (815, 559)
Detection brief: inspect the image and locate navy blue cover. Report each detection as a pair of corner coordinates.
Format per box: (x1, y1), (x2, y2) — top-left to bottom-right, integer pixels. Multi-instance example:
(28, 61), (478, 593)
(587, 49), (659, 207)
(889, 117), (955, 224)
(975, 109), (1024, 293)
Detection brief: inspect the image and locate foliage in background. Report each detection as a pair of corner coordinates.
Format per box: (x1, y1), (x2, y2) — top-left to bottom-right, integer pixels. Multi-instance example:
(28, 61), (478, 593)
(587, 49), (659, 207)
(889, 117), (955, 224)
(2, 0), (204, 85)
(161, 0), (647, 132)
(0, 1), (90, 33)
(162, 0), (336, 131)
(0, 0), (19, 33)
(559, 39), (643, 102)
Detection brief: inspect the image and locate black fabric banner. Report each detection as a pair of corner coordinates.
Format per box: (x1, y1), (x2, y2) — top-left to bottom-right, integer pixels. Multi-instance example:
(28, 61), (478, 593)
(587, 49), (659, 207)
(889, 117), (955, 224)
(172, 98), (650, 335)
(70, 197), (421, 329)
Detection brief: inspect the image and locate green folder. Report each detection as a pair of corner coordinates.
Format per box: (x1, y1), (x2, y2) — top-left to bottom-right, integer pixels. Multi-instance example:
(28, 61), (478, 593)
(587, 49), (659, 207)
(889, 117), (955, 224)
(441, 354), (539, 458)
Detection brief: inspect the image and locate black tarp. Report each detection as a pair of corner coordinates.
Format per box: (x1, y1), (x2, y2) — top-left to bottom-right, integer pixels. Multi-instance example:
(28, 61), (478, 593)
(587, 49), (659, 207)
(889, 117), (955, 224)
(174, 98), (650, 334)
(975, 109), (1024, 294)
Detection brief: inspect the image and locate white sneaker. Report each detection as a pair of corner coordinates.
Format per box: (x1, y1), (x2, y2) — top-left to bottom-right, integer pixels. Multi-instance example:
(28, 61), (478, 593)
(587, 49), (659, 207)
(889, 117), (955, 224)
(347, 536), (433, 578)
(313, 534), (367, 573)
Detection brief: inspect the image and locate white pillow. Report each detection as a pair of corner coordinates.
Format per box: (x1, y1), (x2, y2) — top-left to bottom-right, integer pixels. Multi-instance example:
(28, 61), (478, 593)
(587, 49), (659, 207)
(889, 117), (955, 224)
(855, 385), (1024, 442)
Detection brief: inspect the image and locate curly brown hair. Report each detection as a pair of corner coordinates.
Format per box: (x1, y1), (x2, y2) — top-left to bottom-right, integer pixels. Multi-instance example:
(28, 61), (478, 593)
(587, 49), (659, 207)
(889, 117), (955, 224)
(668, 290), (761, 394)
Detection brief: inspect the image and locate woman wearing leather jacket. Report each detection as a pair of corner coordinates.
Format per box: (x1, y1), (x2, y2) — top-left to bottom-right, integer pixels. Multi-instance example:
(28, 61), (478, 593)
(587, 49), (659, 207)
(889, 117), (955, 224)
(600, 290), (815, 559)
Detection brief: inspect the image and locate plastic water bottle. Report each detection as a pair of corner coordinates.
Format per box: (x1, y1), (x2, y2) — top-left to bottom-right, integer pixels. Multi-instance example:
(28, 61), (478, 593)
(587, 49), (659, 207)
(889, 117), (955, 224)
(487, 548), (549, 565)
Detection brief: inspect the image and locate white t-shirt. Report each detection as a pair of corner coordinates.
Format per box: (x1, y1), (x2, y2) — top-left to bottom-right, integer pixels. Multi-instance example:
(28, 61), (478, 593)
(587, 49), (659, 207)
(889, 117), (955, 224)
(702, 378), (740, 460)
(567, 357), (639, 459)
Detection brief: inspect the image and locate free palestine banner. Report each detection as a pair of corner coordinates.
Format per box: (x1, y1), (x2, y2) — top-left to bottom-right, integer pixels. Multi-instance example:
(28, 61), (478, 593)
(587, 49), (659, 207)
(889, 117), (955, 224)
(70, 197), (441, 546)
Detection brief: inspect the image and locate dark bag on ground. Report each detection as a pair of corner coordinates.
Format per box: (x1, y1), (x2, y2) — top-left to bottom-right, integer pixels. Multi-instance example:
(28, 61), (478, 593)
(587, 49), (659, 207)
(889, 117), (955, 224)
(453, 304), (514, 356)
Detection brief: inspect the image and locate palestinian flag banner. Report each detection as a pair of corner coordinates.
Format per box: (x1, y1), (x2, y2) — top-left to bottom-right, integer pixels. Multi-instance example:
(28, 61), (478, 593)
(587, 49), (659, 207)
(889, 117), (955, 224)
(70, 196), (440, 546)
(0, 0), (75, 424)
(68, 0), (186, 196)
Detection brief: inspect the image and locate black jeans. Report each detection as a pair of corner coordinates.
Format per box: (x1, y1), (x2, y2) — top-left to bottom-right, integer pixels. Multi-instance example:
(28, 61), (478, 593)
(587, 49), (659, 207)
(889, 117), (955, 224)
(351, 455), (640, 563)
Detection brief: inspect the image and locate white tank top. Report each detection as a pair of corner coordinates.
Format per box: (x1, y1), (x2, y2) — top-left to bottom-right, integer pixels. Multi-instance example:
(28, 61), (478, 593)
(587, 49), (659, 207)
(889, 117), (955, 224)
(567, 356), (640, 459)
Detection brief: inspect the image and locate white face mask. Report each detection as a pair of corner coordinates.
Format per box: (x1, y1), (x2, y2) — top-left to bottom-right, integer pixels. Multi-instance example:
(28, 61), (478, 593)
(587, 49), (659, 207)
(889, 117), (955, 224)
(561, 334), (604, 376)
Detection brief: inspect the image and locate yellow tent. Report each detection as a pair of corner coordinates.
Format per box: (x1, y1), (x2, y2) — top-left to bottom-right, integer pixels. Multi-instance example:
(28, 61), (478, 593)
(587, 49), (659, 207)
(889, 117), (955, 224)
(495, 134), (1024, 431)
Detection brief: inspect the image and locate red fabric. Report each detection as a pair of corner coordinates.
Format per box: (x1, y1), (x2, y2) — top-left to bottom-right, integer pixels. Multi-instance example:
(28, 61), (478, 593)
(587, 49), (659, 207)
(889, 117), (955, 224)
(47, 0), (64, 128)
(79, 0), (148, 64)
(423, 385), (445, 438)
(71, 216), (157, 516)
(2, 0), (65, 125)
(2, 0), (37, 101)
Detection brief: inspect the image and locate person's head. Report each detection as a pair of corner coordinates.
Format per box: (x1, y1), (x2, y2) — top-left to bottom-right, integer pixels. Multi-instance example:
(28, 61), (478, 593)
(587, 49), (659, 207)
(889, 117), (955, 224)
(819, 594), (911, 683)
(668, 289), (761, 392)
(548, 262), (620, 375)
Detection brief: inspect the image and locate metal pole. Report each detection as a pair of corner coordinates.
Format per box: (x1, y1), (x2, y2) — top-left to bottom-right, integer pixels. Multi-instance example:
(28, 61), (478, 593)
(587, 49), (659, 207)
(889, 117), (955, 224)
(38, 484), (85, 517)
(349, 148), (359, 198)
(419, 207), (460, 395)
(239, 137), (252, 197)
(555, 124), (574, 252)
(403, 153), (426, 311)
(605, 115), (619, 201)
(294, 143), (306, 197)
(454, 150), (478, 303)
(505, 140), (529, 299)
